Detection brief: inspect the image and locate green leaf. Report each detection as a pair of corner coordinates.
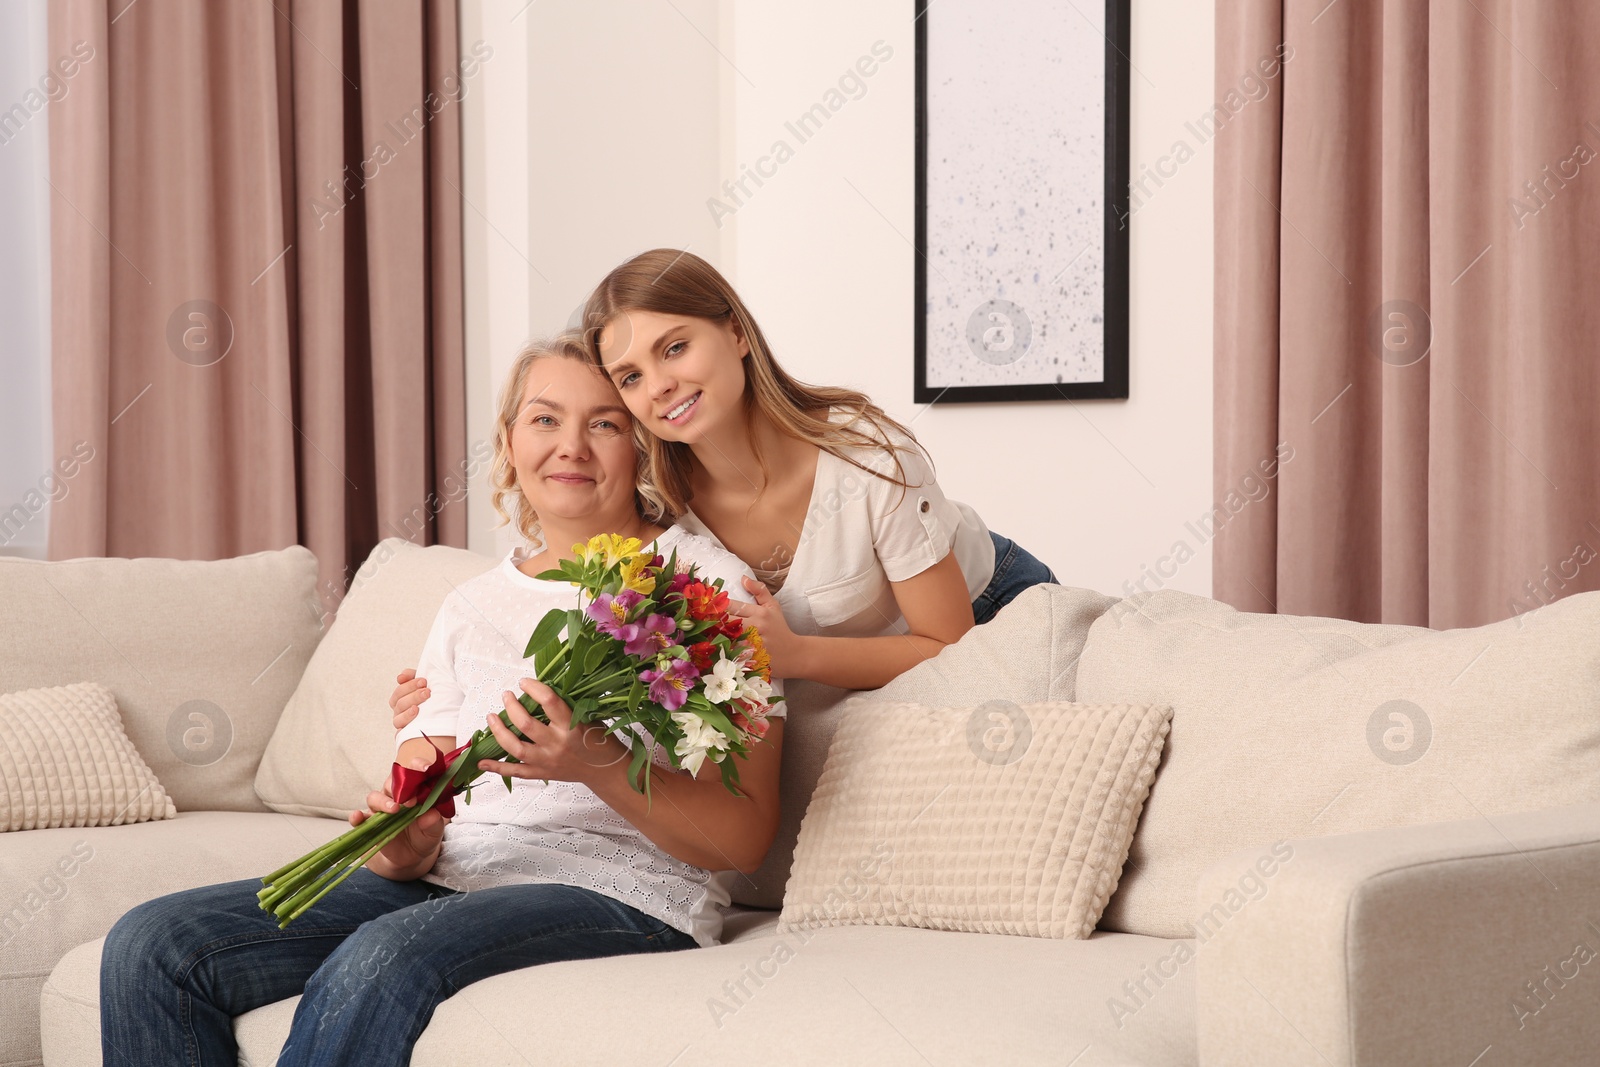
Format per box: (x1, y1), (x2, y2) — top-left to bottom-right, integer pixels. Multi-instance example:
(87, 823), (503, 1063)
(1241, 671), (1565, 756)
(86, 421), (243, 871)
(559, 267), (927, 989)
(501, 774), (513, 793)
(627, 742), (650, 794)
(524, 608), (569, 659)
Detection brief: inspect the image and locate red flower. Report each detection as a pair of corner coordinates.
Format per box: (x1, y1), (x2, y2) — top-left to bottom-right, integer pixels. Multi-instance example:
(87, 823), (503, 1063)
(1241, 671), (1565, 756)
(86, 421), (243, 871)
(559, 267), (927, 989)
(683, 582), (731, 621)
(731, 700), (771, 738)
(716, 616), (745, 640)
(687, 641), (718, 671)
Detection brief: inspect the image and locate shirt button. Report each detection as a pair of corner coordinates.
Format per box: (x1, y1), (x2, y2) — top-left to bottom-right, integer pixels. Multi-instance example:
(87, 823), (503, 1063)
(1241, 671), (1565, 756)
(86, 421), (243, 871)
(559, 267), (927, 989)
(919, 499), (930, 513)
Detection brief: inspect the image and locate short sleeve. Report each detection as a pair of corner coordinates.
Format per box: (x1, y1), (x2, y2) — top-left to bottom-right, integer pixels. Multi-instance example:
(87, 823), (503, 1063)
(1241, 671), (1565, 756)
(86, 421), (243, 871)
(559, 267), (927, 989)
(865, 440), (960, 583)
(395, 595), (467, 746)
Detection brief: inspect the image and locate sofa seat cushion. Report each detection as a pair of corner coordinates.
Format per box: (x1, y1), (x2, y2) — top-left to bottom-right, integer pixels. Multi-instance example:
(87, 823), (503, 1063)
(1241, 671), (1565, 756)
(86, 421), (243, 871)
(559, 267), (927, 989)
(1077, 588), (1600, 939)
(5, 811), (344, 1067)
(45, 924), (1198, 1067)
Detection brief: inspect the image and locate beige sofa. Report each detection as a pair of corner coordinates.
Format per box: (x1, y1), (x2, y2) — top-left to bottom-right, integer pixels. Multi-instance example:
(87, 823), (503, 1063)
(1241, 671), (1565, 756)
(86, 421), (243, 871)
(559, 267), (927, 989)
(5, 541), (1600, 1066)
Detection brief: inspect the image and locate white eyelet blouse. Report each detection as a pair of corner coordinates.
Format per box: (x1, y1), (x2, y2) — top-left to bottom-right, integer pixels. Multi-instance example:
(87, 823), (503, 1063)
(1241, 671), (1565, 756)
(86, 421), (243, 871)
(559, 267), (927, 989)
(395, 525), (784, 947)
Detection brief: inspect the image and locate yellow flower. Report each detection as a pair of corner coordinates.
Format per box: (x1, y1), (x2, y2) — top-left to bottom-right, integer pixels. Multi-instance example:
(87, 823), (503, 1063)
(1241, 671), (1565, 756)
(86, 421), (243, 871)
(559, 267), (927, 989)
(744, 627), (772, 679)
(574, 534), (645, 568)
(619, 555), (657, 595)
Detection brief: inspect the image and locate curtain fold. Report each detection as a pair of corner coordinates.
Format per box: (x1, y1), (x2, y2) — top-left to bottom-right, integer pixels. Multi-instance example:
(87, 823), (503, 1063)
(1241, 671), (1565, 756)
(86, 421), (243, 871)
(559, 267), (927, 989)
(1215, 0), (1600, 629)
(48, 0), (467, 621)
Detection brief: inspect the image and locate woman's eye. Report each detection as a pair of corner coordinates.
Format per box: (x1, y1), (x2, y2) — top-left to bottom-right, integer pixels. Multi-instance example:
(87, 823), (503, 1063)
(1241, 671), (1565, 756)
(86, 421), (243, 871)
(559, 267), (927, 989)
(665, 341), (686, 357)
(532, 415), (556, 428)
(618, 372), (640, 388)
(594, 420), (622, 433)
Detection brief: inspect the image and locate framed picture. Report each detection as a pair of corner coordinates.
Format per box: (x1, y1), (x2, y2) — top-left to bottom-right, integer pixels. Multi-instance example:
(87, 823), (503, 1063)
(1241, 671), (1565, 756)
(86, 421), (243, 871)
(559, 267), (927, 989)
(914, 0), (1132, 403)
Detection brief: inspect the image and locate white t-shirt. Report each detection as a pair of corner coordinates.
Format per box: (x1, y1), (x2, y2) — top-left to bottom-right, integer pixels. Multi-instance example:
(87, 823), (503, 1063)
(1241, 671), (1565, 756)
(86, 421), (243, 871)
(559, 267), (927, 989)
(395, 525), (783, 947)
(676, 411), (996, 638)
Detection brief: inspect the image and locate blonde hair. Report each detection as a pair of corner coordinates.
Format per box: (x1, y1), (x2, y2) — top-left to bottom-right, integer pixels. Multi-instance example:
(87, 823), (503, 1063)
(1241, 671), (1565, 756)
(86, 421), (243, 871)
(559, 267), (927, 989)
(579, 249), (919, 516)
(489, 331), (668, 546)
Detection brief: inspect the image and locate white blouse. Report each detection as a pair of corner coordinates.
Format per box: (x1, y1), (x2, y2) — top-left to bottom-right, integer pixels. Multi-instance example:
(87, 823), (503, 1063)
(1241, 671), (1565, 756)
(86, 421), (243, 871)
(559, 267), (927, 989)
(395, 525), (783, 947)
(676, 410), (996, 638)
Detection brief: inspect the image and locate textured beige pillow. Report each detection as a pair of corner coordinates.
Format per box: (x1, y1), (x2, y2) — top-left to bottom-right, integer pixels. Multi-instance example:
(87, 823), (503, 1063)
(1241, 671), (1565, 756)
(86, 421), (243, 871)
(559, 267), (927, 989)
(736, 584), (1118, 910)
(254, 538), (498, 818)
(778, 699), (1171, 939)
(0, 682), (176, 831)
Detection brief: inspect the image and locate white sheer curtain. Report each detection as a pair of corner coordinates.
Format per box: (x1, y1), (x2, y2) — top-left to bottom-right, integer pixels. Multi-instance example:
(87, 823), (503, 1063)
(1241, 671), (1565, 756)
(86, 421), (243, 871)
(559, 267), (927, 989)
(0, 1), (53, 560)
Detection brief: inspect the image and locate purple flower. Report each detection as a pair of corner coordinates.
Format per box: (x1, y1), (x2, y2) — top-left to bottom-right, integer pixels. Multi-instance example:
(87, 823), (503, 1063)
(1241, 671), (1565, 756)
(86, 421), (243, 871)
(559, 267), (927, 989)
(640, 658), (701, 711)
(586, 589), (644, 638)
(620, 612), (678, 657)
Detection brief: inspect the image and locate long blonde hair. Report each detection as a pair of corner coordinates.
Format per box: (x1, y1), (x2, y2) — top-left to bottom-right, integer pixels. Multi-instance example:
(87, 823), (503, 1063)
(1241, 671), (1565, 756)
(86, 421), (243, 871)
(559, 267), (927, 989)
(579, 249), (920, 516)
(489, 332), (669, 545)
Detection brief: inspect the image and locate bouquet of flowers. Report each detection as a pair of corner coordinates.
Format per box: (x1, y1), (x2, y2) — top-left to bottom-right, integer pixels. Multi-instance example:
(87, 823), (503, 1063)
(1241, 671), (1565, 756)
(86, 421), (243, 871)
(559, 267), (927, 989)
(258, 534), (780, 927)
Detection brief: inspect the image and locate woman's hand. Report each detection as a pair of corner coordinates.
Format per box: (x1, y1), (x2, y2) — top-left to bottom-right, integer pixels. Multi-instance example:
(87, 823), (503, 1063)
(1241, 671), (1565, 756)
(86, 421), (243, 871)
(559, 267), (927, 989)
(390, 668), (431, 731)
(477, 679), (629, 787)
(728, 576), (805, 678)
(349, 752), (449, 881)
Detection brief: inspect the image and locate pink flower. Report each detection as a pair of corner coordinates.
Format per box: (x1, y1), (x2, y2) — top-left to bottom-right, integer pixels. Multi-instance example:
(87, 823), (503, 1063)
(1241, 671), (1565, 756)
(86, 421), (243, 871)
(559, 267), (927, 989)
(639, 658), (701, 711)
(619, 613), (678, 657)
(585, 589), (644, 638)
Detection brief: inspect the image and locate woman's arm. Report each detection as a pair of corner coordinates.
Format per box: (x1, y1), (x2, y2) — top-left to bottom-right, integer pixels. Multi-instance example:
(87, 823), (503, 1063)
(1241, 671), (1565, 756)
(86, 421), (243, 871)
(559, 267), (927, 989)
(732, 551), (974, 690)
(479, 679), (784, 874)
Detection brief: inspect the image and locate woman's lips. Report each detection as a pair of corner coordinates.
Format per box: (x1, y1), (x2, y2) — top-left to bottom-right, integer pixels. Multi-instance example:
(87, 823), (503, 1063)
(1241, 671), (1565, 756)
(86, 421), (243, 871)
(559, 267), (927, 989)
(662, 391), (702, 426)
(547, 473), (594, 484)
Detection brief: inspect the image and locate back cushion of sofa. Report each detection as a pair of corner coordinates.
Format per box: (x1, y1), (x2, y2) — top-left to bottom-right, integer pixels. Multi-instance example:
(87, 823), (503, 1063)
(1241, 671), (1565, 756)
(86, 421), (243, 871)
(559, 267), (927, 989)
(254, 538), (498, 818)
(1077, 589), (1600, 939)
(734, 583), (1118, 909)
(0, 547), (322, 813)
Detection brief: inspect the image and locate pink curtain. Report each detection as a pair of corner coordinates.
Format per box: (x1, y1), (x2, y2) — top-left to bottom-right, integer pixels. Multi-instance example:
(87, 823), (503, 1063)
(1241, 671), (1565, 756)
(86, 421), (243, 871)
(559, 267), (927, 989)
(48, 0), (468, 620)
(1215, 0), (1600, 629)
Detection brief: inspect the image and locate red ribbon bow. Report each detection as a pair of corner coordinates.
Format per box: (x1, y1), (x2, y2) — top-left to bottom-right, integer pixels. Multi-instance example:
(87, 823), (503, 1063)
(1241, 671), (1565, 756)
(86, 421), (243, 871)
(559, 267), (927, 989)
(390, 742), (471, 819)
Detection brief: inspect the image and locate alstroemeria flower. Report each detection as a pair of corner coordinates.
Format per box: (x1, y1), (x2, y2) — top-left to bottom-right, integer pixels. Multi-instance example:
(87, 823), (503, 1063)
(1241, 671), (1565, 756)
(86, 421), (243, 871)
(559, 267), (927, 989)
(682, 581), (730, 620)
(672, 710), (731, 777)
(730, 700), (771, 739)
(640, 658), (700, 711)
(687, 640), (719, 671)
(585, 589), (644, 638)
(703, 657), (742, 704)
(620, 612), (678, 657)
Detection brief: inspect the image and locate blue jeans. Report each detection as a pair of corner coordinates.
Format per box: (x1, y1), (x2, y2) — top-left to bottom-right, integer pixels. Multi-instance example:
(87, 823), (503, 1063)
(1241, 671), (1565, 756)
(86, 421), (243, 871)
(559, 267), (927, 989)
(100, 869), (695, 1067)
(972, 531), (1059, 625)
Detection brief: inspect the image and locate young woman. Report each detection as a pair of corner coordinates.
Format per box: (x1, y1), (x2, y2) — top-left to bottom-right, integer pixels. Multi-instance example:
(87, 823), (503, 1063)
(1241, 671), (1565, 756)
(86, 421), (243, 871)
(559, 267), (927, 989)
(99, 335), (784, 1067)
(580, 248), (1059, 691)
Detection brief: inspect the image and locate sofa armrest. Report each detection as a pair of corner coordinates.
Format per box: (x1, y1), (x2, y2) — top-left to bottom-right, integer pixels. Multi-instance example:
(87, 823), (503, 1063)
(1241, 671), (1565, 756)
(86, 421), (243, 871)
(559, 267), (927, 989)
(1193, 802), (1600, 1067)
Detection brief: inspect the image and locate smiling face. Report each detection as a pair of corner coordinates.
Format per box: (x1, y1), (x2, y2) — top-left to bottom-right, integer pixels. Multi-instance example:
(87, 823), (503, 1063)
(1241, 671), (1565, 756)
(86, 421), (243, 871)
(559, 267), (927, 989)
(595, 309), (751, 444)
(506, 356), (641, 532)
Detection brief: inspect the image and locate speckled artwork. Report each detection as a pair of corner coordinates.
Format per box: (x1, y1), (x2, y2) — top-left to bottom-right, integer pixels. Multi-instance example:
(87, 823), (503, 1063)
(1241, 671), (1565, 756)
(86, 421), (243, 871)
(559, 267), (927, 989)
(920, 0), (1116, 393)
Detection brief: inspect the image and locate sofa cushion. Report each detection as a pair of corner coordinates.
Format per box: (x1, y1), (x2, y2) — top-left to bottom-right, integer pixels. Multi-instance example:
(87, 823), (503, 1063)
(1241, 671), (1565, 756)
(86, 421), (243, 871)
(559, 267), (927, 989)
(2, 810), (344, 1067)
(0, 547), (323, 814)
(779, 700), (1170, 940)
(1076, 589), (1600, 939)
(254, 538), (498, 819)
(45, 924), (1199, 1067)
(732, 584), (1118, 909)
(1, 682), (176, 831)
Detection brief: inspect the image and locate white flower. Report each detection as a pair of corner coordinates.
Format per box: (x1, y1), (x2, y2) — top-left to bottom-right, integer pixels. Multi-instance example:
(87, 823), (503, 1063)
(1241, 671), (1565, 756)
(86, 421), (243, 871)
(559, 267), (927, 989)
(672, 710), (730, 778)
(703, 658), (742, 704)
(737, 674), (773, 706)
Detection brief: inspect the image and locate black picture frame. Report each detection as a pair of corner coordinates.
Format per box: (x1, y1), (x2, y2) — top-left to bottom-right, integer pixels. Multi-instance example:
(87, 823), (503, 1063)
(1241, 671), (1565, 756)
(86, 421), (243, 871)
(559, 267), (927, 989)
(913, 0), (1132, 403)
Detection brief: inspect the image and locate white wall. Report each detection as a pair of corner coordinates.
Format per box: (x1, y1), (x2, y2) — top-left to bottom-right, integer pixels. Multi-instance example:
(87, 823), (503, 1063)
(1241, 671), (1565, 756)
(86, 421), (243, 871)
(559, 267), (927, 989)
(460, 0), (729, 558)
(0, 1), (54, 559)
(462, 0), (1216, 598)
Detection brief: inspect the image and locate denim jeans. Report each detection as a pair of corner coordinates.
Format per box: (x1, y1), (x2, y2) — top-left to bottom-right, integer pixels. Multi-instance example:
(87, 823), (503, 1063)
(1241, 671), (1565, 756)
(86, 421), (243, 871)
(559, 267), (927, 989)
(100, 869), (696, 1067)
(972, 531), (1059, 625)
